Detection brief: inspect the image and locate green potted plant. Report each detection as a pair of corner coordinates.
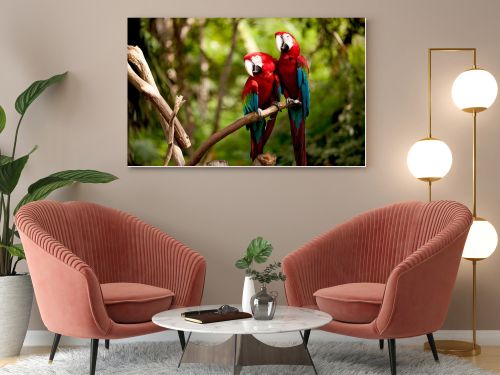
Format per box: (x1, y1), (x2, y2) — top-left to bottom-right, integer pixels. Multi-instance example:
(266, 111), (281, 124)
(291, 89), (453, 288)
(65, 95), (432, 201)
(0, 72), (117, 358)
(235, 237), (273, 313)
(235, 237), (286, 318)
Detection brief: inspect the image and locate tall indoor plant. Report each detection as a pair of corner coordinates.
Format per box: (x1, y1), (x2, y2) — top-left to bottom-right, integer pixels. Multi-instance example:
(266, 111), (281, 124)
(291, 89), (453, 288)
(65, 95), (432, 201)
(0, 72), (117, 357)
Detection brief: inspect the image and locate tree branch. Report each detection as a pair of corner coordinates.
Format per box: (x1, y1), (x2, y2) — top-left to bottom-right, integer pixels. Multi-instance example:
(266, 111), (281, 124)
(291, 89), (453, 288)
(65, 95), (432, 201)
(164, 95), (186, 166)
(127, 46), (191, 150)
(188, 100), (300, 166)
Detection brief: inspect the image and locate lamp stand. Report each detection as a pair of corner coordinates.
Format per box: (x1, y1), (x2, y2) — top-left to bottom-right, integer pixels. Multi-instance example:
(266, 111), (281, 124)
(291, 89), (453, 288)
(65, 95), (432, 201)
(423, 48), (482, 357)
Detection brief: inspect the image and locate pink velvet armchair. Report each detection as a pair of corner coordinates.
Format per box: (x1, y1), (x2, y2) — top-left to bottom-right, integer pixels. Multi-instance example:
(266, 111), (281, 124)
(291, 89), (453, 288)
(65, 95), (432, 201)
(283, 200), (472, 375)
(16, 200), (206, 375)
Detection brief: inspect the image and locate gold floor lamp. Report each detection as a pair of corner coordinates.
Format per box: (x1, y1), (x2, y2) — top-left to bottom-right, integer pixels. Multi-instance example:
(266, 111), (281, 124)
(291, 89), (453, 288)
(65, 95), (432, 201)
(407, 48), (498, 356)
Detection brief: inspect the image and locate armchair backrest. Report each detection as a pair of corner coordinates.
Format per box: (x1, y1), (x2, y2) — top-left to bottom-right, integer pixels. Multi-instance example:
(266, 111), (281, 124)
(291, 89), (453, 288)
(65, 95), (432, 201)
(345, 200), (469, 284)
(16, 200), (133, 283)
(283, 200), (472, 308)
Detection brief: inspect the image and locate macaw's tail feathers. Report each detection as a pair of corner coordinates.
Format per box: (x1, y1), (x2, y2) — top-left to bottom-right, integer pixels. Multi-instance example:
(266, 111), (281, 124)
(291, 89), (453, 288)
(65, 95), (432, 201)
(288, 106), (305, 130)
(288, 113), (307, 166)
(250, 128), (265, 161)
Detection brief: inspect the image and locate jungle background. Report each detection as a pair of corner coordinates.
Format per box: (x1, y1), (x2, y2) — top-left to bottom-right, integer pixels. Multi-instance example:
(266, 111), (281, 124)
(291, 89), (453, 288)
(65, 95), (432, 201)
(127, 18), (365, 166)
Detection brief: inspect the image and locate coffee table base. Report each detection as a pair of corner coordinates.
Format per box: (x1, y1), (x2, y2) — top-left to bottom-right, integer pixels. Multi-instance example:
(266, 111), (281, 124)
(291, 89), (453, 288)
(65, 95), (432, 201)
(178, 331), (317, 374)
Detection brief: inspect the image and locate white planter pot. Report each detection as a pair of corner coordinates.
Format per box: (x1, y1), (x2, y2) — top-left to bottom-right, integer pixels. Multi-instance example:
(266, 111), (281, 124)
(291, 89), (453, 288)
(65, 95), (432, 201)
(0, 274), (33, 358)
(241, 276), (255, 313)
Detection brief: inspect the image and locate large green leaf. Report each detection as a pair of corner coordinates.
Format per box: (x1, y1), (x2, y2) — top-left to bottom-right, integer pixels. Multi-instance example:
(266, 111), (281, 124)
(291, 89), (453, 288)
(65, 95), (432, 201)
(0, 148), (37, 194)
(28, 170), (117, 193)
(14, 169), (117, 213)
(246, 237), (273, 264)
(15, 72), (67, 115)
(0, 105), (5, 134)
(0, 244), (25, 260)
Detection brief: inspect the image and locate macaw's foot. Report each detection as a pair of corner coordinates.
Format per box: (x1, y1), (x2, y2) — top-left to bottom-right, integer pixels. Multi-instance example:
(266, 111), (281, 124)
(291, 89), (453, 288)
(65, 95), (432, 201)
(257, 108), (264, 119)
(286, 97), (301, 106)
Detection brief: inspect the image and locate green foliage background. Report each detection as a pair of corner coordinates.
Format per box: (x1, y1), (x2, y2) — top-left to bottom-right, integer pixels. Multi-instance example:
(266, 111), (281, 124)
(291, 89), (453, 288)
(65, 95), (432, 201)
(127, 18), (365, 166)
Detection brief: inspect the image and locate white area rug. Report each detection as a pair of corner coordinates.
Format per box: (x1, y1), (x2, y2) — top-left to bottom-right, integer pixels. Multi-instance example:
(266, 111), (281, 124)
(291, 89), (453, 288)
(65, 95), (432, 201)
(0, 341), (494, 374)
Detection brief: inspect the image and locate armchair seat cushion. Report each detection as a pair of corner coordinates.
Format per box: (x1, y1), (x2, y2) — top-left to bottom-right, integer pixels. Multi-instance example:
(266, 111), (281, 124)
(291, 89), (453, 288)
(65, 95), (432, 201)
(101, 283), (174, 324)
(314, 283), (385, 324)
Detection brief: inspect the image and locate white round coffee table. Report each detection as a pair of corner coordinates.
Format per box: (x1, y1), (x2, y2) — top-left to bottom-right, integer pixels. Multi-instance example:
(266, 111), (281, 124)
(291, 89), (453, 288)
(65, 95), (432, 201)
(153, 305), (331, 374)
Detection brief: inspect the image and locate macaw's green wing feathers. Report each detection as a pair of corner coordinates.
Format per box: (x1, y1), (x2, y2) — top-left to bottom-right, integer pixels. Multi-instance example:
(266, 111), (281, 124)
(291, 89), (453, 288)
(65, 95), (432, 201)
(243, 92), (259, 115)
(242, 80), (265, 142)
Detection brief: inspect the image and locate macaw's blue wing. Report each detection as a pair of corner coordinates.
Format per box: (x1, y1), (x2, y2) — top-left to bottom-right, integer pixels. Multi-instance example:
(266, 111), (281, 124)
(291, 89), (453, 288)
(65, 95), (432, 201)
(243, 91), (265, 142)
(288, 57), (310, 129)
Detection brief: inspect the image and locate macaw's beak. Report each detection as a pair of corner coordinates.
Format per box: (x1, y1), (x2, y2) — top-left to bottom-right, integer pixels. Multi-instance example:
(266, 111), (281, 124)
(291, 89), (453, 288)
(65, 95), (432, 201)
(252, 65), (262, 74)
(281, 44), (290, 53)
(244, 59), (254, 77)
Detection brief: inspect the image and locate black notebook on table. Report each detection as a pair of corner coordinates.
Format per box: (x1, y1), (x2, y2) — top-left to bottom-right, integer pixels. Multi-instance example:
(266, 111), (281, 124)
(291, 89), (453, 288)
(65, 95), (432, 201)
(182, 309), (252, 324)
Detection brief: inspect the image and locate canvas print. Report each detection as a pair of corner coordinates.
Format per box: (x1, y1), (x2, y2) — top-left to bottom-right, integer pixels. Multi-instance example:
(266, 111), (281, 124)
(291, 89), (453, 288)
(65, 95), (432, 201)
(127, 18), (365, 167)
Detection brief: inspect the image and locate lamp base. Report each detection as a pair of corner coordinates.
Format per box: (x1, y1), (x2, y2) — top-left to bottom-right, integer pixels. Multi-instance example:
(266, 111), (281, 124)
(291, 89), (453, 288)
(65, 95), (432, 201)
(424, 340), (481, 357)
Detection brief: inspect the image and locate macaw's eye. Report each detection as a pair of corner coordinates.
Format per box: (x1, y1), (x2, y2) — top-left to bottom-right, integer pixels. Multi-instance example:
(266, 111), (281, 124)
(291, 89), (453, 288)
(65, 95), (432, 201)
(251, 55), (263, 68)
(283, 34), (294, 48)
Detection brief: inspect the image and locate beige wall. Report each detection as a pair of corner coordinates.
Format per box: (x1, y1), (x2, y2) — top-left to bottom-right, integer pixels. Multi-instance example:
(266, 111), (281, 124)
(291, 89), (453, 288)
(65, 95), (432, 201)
(1, 0), (500, 331)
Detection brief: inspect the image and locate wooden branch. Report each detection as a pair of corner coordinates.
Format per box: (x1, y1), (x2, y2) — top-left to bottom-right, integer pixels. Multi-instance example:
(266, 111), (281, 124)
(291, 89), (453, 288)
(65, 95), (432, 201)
(188, 100), (301, 166)
(127, 46), (191, 150)
(164, 95), (186, 166)
(127, 64), (191, 150)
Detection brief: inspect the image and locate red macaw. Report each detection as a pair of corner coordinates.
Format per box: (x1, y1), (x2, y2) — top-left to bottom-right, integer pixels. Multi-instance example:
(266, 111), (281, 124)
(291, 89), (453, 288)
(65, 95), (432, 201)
(242, 52), (281, 161)
(275, 31), (310, 166)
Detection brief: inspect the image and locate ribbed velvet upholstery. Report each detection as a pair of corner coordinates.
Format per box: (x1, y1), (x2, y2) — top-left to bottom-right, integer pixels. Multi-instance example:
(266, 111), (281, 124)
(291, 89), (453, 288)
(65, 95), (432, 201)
(15, 200), (206, 339)
(283, 200), (472, 339)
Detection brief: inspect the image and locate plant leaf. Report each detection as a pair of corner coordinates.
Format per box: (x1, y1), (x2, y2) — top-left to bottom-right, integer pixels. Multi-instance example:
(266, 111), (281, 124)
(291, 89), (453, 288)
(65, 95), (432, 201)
(0, 105), (5, 134)
(15, 72), (68, 115)
(0, 155), (12, 165)
(14, 169), (117, 214)
(0, 148), (37, 194)
(235, 258), (250, 269)
(0, 244), (25, 259)
(28, 170), (117, 193)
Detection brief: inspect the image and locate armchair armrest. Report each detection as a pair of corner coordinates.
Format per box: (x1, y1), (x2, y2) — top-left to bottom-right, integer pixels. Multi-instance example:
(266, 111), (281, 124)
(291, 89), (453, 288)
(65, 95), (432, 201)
(376, 226), (471, 338)
(17, 229), (111, 339)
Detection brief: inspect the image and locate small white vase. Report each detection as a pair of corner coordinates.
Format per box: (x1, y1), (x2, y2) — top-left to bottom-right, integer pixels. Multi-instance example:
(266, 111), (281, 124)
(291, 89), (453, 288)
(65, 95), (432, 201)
(241, 276), (255, 313)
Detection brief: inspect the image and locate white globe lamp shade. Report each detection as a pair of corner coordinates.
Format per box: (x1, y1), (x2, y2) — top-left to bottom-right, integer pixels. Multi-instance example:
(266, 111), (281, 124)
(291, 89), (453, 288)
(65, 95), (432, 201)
(462, 218), (498, 259)
(407, 138), (453, 181)
(452, 69), (498, 113)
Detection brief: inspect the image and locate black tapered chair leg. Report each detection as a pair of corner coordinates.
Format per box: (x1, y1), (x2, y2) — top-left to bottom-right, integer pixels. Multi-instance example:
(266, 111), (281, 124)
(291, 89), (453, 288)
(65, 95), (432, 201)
(303, 329), (311, 347)
(105, 339), (110, 350)
(379, 339), (384, 350)
(388, 339), (396, 375)
(177, 330), (186, 350)
(48, 333), (62, 363)
(426, 333), (439, 362)
(90, 339), (99, 375)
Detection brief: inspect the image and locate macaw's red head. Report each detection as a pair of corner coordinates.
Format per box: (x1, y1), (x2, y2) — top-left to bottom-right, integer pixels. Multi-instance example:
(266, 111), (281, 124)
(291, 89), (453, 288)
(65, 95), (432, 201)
(243, 52), (276, 77)
(275, 31), (300, 56)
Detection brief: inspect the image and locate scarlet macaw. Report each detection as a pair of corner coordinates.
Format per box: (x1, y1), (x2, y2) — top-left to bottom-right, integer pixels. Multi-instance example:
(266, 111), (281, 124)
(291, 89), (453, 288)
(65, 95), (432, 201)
(275, 31), (310, 166)
(242, 52), (281, 161)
